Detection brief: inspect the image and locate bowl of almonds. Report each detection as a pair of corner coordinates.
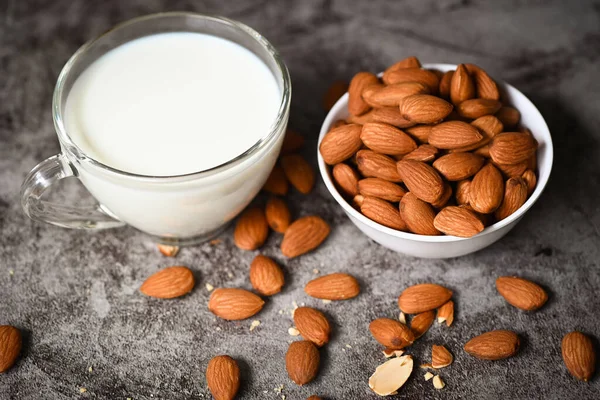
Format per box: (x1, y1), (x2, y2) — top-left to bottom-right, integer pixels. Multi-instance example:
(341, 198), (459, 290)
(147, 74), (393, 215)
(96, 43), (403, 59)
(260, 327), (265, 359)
(317, 58), (553, 258)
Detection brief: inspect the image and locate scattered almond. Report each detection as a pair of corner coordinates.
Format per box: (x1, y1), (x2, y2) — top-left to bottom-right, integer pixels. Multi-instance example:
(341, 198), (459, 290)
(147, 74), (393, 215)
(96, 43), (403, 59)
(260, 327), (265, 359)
(398, 283), (453, 314)
(369, 355), (413, 396)
(370, 318), (415, 349)
(432, 375), (445, 389)
(263, 165), (289, 196)
(305, 273), (360, 301)
(208, 288), (265, 321)
(157, 244), (179, 257)
(265, 197), (291, 233)
(436, 300), (454, 326)
(0, 325), (21, 373)
(281, 216), (330, 258)
(206, 355), (240, 400)
(293, 307), (331, 347)
(140, 266), (194, 299)
(561, 331), (596, 382)
(286, 341), (320, 385)
(424, 371), (434, 381)
(234, 207), (269, 250)
(464, 330), (520, 360)
(495, 276), (548, 311)
(432, 345), (453, 368)
(281, 154), (315, 194)
(249, 255), (285, 296)
(332, 163), (360, 197)
(410, 310), (436, 339)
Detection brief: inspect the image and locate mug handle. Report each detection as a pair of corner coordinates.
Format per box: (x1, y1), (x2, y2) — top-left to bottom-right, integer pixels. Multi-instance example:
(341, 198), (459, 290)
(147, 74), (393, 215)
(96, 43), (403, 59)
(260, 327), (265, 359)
(20, 154), (126, 229)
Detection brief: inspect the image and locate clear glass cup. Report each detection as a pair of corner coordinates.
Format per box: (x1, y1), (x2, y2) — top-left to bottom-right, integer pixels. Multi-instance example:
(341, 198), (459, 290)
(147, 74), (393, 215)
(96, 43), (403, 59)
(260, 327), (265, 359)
(20, 12), (291, 245)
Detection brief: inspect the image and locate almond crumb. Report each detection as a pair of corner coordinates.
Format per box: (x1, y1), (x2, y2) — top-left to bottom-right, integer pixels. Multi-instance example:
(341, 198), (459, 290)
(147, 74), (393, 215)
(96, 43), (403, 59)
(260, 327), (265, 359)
(313, 269), (320, 274)
(321, 299), (332, 304)
(205, 283), (214, 292)
(399, 312), (407, 324)
(227, 271), (233, 278)
(433, 375), (445, 389)
(424, 372), (434, 381)
(8, 269), (14, 276)
(79, 388), (87, 393)
(345, 344), (352, 349)
(420, 363), (432, 369)
(249, 320), (261, 331)
(88, 366), (92, 373)
(288, 327), (300, 336)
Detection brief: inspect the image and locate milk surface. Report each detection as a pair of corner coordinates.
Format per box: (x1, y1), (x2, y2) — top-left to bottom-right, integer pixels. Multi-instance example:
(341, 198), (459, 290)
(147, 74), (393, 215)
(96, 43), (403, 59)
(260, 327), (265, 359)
(64, 32), (281, 176)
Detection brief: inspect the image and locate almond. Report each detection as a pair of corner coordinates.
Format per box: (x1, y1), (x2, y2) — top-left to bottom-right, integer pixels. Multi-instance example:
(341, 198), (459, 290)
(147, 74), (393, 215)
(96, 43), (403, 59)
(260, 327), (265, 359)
(281, 216), (330, 258)
(495, 177), (528, 220)
(369, 355), (414, 396)
(464, 330), (520, 360)
(450, 64), (475, 106)
(265, 197), (291, 233)
(363, 82), (430, 107)
(473, 144), (490, 158)
(206, 355), (240, 400)
(410, 310), (436, 339)
(157, 244), (179, 257)
(398, 283), (453, 314)
(429, 121), (483, 149)
(396, 160), (445, 203)
(489, 132), (537, 165)
(360, 196), (407, 231)
(347, 110), (374, 125)
(432, 345), (453, 369)
(438, 70), (453, 99)
(286, 340), (320, 385)
(305, 273), (360, 300)
(433, 152), (484, 181)
(384, 56), (422, 76)
(402, 144), (439, 163)
(361, 122), (417, 155)
(0, 325), (22, 373)
(234, 207), (269, 250)
(405, 125), (432, 144)
(357, 150), (403, 182)
(457, 98), (502, 119)
(431, 182), (453, 209)
(281, 129), (305, 154)
(208, 288), (265, 320)
(522, 169), (537, 196)
(331, 119), (347, 129)
(399, 94), (453, 124)
(495, 276), (547, 311)
(358, 178), (406, 202)
(464, 64), (500, 100)
(319, 123), (363, 165)
(249, 255), (285, 296)
(495, 106), (520, 128)
(281, 154), (315, 194)
(383, 68), (439, 93)
(437, 300), (454, 326)
(469, 163), (504, 214)
(399, 192), (440, 235)
(140, 266), (195, 299)
(348, 72), (379, 116)
(369, 318), (415, 349)
(294, 307), (331, 347)
(494, 161), (528, 178)
(332, 163), (360, 197)
(455, 180), (471, 205)
(561, 331), (596, 381)
(371, 106), (415, 128)
(433, 206), (485, 237)
(323, 80), (348, 111)
(307, 396), (323, 400)
(263, 165), (289, 196)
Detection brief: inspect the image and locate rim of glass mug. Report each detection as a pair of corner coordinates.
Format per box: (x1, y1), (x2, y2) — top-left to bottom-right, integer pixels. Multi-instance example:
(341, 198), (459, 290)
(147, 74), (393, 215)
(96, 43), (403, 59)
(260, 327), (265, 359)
(53, 12), (291, 182)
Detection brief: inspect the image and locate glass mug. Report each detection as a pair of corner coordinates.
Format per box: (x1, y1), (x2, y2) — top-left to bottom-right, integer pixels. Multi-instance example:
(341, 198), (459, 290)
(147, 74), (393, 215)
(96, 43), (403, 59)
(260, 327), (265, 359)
(20, 12), (291, 245)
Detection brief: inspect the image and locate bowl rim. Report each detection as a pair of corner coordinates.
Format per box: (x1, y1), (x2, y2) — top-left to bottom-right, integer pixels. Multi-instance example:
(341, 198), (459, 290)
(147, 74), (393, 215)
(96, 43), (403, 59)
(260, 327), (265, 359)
(317, 63), (554, 243)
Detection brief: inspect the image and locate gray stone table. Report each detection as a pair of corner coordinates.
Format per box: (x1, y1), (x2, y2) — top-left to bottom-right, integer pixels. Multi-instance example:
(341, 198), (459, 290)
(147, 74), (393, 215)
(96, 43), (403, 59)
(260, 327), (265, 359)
(1, 1), (599, 399)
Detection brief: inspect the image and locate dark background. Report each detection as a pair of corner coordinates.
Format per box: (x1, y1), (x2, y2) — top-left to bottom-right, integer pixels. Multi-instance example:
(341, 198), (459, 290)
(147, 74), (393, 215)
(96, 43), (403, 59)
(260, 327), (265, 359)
(1, 0), (599, 399)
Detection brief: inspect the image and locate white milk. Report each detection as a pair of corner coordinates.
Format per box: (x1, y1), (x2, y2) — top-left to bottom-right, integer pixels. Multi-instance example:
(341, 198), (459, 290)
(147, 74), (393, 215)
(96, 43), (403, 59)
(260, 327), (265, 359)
(62, 32), (288, 239)
(65, 32), (281, 176)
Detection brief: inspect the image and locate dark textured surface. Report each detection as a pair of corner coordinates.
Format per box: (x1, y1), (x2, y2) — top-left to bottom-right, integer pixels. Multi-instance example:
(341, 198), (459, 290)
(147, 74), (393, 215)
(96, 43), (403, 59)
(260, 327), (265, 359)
(1, 0), (600, 399)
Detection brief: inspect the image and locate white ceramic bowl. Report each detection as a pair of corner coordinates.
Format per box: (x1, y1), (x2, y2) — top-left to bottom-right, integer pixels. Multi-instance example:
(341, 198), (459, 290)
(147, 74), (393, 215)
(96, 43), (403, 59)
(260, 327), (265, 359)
(317, 63), (553, 258)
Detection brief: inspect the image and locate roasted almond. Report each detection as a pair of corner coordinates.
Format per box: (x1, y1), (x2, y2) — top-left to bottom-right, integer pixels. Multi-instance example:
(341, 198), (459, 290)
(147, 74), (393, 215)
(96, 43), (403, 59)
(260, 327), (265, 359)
(495, 106), (520, 128)
(410, 310), (436, 339)
(305, 273), (360, 300)
(348, 72), (379, 116)
(249, 255), (285, 296)
(399, 94), (453, 124)
(369, 318), (415, 349)
(363, 82), (430, 107)
(0, 325), (22, 373)
(489, 132), (537, 165)
(384, 56), (422, 76)
(358, 178), (406, 202)
(357, 150), (403, 182)
(396, 160), (445, 204)
(323, 80), (348, 111)
(561, 331), (596, 382)
(464, 330), (520, 360)
(450, 64), (475, 106)
(464, 64), (500, 100)
(402, 144), (439, 163)
(469, 163), (504, 214)
(457, 98), (502, 119)
(157, 244), (179, 257)
(371, 106), (415, 128)
(265, 196), (291, 233)
(286, 340), (320, 386)
(332, 163), (360, 197)
(405, 125), (432, 144)
(496, 276), (547, 311)
(431, 183), (453, 209)
(398, 283), (453, 314)
(263, 165), (289, 196)
(383, 68), (439, 93)
(234, 207), (269, 250)
(399, 192), (440, 235)
(433, 206), (485, 237)
(495, 178), (528, 220)
(294, 307), (331, 347)
(361, 196), (407, 231)
(208, 288), (265, 320)
(281, 216), (330, 258)
(429, 121), (483, 149)
(361, 122), (417, 155)
(369, 355), (414, 396)
(432, 345), (453, 368)
(206, 355), (240, 400)
(433, 152), (484, 181)
(140, 266), (195, 299)
(522, 169), (537, 196)
(439, 70), (453, 99)
(281, 154), (315, 194)
(455, 180), (471, 205)
(319, 123), (363, 165)
(437, 300), (454, 326)
(281, 129), (305, 154)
